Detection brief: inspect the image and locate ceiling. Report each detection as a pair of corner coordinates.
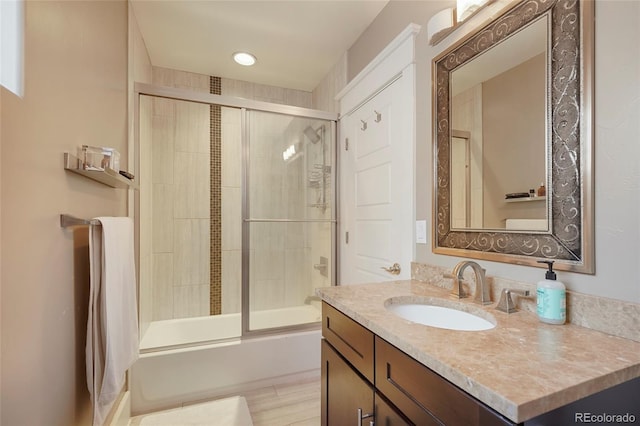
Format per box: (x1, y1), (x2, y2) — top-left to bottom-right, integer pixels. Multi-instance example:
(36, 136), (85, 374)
(131, 0), (390, 92)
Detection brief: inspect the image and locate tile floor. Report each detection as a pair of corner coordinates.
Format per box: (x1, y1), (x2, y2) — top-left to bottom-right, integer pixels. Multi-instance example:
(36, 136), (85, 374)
(129, 377), (321, 426)
(244, 377), (320, 426)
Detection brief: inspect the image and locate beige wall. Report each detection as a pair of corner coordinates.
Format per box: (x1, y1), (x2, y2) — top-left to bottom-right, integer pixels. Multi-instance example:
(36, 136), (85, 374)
(0, 1), (128, 424)
(312, 52), (347, 113)
(482, 53), (546, 228)
(347, 0), (450, 81)
(350, 0), (640, 303)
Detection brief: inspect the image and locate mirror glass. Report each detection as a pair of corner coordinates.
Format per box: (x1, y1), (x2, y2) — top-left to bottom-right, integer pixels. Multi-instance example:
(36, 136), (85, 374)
(433, 0), (594, 273)
(450, 17), (548, 231)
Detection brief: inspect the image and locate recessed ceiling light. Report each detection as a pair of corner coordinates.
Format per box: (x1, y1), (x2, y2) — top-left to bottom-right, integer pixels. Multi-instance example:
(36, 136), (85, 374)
(233, 52), (257, 66)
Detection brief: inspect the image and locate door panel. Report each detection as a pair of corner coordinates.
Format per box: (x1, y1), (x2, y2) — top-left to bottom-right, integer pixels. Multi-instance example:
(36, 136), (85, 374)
(356, 164), (391, 206)
(321, 340), (374, 426)
(339, 76), (413, 285)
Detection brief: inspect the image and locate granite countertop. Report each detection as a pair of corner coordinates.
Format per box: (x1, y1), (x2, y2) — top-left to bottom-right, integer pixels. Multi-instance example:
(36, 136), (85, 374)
(316, 280), (640, 423)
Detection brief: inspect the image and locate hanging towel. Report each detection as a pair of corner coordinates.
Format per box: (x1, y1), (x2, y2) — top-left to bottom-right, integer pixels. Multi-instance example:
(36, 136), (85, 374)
(87, 217), (139, 426)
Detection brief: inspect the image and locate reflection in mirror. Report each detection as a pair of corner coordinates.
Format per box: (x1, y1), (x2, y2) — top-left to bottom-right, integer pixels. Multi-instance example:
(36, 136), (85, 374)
(450, 16), (548, 231)
(433, 0), (594, 273)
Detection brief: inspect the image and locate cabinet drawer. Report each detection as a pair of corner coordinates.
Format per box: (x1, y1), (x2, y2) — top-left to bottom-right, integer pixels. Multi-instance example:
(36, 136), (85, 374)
(375, 337), (514, 426)
(375, 391), (440, 426)
(322, 302), (374, 383)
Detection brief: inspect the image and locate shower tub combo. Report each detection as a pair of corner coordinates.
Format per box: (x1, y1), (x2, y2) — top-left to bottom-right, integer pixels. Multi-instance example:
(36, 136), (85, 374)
(131, 305), (321, 414)
(131, 83), (336, 415)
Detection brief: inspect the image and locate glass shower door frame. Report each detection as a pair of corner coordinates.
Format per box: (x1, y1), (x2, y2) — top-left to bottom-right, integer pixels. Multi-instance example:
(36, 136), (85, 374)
(134, 82), (337, 344)
(241, 109), (338, 338)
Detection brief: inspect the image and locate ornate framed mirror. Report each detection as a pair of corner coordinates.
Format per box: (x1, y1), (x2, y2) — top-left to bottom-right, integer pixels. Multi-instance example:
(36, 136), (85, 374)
(432, 0), (594, 273)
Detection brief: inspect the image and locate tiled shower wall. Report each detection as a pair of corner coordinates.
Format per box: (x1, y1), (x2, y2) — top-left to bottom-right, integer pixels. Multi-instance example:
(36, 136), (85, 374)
(220, 105), (242, 314)
(150, 68), (211, 319)
(147, 66), (319, 320)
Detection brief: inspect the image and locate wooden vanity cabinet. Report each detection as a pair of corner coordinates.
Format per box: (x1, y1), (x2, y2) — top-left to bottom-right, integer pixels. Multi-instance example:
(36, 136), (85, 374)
(321, 340), (374, 425)
(374, 392), (415, 426)
(321, 302), (376, 425)
(375, 336), (513, 426)
(321, 302), (514, 426)
(322, 302), (374, 383)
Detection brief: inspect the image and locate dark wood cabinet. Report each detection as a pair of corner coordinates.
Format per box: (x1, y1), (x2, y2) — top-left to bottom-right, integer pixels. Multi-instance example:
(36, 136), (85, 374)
(321, 339), (374, 425)
(376, 336), (513, 426)
(322, 302), (513, 426)
(374, 393), (415, 426)
(322, 302), (374, 383)
(322, 301), (640, 426)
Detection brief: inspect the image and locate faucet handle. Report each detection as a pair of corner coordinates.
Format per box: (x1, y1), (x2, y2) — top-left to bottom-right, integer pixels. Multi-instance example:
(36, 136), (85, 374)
(496, 289), (530, 313)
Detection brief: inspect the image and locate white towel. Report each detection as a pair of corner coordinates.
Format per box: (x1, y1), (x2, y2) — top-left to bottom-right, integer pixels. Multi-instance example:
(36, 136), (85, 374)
(87, 217), (139, 426)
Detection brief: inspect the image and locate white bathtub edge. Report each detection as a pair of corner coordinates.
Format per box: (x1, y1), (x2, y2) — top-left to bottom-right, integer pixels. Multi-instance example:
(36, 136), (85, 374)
(131, 329), (321, 415)
(109, 390), (131, 426)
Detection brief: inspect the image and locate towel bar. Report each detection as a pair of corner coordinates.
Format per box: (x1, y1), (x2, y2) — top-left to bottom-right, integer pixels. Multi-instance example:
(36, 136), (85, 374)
(60, 214), (101, 228)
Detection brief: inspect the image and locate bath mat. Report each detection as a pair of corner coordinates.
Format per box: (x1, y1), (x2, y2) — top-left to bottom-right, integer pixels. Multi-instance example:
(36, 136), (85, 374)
(132, 396), (253, 426)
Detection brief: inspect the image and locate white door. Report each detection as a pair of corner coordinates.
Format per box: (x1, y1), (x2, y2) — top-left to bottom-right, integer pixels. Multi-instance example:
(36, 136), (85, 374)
(339, 76), (414, 285)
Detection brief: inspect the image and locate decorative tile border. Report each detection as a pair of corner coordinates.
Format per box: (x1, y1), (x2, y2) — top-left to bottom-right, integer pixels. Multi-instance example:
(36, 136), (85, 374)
(210, 76), (222, 315)
(411, 262), (640, 342)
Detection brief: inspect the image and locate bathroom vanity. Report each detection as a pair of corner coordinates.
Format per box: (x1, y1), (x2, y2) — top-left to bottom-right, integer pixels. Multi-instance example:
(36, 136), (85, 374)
(318, 281), (640, 425)
(322, 302), (512, 425)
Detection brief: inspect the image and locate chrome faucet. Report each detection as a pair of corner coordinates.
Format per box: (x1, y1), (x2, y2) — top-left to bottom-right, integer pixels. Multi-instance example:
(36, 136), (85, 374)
(444, 260), (492, 305)
(496, 289), (530, 313)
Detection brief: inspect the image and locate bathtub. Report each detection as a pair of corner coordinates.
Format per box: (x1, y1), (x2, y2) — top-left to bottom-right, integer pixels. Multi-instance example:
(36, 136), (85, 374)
(130, 304), (322, 414)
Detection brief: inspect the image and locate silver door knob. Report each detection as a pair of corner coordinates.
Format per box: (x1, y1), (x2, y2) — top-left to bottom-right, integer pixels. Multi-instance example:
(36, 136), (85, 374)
(381, 263), (401, 275)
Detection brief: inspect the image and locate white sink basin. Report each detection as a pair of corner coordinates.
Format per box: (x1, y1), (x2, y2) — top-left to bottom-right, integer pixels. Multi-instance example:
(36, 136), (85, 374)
(386, 303), (495, 331)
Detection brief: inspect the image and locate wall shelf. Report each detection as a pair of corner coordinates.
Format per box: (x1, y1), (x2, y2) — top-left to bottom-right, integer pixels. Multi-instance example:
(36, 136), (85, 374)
(64, 152), (137, 189)
(505, 196), (546, 203)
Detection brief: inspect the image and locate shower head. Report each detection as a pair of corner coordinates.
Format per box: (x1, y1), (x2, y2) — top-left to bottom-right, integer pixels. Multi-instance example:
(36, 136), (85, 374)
(303, 126), (322, 144)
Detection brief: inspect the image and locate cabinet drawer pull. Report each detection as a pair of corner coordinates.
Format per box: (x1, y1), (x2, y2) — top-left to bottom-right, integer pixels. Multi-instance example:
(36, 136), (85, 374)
(357, 408), (374, 426)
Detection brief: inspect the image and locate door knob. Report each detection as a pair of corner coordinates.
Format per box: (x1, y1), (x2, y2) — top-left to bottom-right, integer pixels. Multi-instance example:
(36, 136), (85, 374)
(381, 263), (401, 275)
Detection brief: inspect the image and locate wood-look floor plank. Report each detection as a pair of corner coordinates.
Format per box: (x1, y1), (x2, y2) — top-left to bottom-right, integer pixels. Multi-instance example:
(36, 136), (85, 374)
(129, 377), (321, 426)
(246, 378), (320, 426)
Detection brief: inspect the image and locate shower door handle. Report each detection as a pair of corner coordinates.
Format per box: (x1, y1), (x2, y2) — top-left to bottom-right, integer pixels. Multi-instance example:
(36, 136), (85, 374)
(381, 263), (401, 275)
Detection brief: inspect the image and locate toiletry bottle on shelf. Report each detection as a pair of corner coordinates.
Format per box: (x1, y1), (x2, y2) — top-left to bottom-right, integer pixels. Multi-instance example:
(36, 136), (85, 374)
(537, 182), (546, 197)
(529, 189), (536, 198)
(536, 260), (566, 325)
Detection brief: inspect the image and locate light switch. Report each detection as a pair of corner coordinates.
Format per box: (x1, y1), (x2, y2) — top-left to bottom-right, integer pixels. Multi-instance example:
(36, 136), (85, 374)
(416, 220), (427, 244)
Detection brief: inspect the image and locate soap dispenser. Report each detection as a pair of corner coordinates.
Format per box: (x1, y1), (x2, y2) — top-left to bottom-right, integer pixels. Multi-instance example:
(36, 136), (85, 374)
(536, 260), (566, 324)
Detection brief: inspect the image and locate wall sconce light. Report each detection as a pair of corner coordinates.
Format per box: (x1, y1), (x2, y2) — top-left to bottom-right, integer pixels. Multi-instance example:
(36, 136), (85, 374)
(427, 7), (455, 44)
(457, 0), (490, 22)
(427, 0), (493, 46)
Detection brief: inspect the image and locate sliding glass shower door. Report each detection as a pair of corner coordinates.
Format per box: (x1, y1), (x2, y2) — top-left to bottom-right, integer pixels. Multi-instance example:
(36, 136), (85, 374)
(244, 110), (336, 333)
(138, 85), (336, 350)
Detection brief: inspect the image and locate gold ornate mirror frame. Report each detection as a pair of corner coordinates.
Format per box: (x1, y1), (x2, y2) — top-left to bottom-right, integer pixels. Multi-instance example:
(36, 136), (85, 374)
(432, 0), (594, 273)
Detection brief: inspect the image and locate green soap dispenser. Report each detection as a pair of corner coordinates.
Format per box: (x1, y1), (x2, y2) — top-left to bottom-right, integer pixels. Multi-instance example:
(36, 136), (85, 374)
(536, 260), (566, 324)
